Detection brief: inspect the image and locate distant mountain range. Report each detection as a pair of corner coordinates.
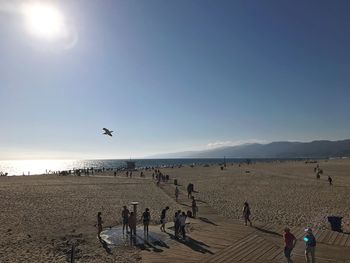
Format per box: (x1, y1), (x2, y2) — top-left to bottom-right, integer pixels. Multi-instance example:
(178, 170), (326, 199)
(150, 139), (350, 158)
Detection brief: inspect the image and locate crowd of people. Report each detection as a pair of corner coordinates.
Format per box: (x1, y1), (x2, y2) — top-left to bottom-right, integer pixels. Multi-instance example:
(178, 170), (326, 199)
(95, 173), (318, 263)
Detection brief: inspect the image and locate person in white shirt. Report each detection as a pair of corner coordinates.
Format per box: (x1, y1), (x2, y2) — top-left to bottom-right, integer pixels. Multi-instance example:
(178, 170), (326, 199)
(179, 212), (187, 239)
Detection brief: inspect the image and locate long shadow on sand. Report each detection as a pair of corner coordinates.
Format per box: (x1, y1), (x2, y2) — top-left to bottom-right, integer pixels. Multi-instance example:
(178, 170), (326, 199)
(166, 233), (214, 254)
(198, 217), (219, 226)
(254, 226), (282, 237)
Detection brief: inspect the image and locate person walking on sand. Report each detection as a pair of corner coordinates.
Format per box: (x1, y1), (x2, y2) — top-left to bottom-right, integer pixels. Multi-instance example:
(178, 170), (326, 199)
(180, 211), (187, 239)
(160, 206), (169, 232)
(243, 202), (252, 226)
(284, 227), (297, 263)
(122, 205), (130, 234)
(191, 196), (198, 218)
(128, 212), (137, 238)
(328, 176), (333, 186)
(304, 228), (316, 263)
(175, 186), (179, 202)
(141, 208), (150, 235)
(97, 212), (103, 238)
(187, 183), (193, 198)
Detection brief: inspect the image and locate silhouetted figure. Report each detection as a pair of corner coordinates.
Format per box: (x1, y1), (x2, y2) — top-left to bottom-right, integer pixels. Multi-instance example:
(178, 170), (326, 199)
(304, 228), (316, 263)
(174, 211), (179, 238)
(160, 206), (169, 232)
(284, 227), (297, 263)
(243, 202), (252, 226)
(191, 196), (197, 218)
(175, 186), (179, 202)
(187, 183), (194, 198)
(122, 206), (130, 234)
(128, 212), (136, 238)
(142, 208), (150, 235)
(180, 212), (187, 239)
(97, 212), (103, 238)
(328, 176), (333, 185)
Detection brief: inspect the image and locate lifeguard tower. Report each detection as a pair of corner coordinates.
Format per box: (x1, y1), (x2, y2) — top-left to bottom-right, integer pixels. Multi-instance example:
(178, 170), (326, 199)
(126, 161), (136, 170)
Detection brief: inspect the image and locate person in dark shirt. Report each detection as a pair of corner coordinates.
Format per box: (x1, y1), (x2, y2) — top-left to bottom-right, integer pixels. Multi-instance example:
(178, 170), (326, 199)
(283, 227), (297, 263)
(142, 208), (151, 235)
(242, 202), (252, 226)
(122, 206), (130, 234)
(304, 228), (316, 263)
(328, 176), (333, 185)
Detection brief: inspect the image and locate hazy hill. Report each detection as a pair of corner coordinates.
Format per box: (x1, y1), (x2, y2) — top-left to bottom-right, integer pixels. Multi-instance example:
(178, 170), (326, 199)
(150, 139), (350, 158)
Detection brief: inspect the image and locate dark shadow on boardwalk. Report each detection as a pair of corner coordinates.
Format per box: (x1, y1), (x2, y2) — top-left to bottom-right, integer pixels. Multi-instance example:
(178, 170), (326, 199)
(166, 233), (214, 254)
(254, 226), (282, 237)
(180, 203), (191, 207)
(135, 233), (170, 252)
(99, 238), (112, 254)
(199, 217), (219, 226)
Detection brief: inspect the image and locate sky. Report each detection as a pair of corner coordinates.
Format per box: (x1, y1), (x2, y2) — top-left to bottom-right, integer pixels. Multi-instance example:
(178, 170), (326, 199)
(0, 0), (350, 160)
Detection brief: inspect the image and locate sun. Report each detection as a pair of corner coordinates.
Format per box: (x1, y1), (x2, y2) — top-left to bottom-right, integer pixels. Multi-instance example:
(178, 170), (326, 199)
(21, 2), (66, 40)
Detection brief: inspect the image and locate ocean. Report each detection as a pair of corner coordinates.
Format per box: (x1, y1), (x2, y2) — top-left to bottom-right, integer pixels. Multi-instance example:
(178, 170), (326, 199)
(0, 158), (271, 176)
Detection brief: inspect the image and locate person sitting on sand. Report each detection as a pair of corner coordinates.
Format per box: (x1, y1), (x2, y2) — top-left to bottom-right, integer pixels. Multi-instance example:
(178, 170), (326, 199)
(160, 206), (169, 232)
(141, 208), (150, 235)
(243, 202), (252, 226)
(122, 206), (130, 234)
(283, 227), (297, 263)
(97, 212), (103, 238)
(191, 196), (198, 218)
(128, 212), (136, 237)
(304, 228), (316, 263)
(175, 186), (179, 202)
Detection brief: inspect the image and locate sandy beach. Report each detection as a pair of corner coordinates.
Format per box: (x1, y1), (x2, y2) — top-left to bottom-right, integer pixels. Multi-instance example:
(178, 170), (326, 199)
(0, 159), (349, 262)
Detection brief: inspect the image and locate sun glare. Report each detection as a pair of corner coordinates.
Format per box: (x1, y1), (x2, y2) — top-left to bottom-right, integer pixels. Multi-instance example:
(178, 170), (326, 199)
(22, 2), (66, 40)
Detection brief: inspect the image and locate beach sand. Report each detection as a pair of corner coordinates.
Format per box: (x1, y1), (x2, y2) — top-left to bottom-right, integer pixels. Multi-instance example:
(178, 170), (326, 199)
(0, 175), (180, 262)
(170, 158), (350, 232)
(0, 159), (349, 262)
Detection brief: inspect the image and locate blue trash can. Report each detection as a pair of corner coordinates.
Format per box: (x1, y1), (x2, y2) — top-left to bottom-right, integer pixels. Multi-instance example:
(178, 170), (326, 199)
(327, 216), (342, 232)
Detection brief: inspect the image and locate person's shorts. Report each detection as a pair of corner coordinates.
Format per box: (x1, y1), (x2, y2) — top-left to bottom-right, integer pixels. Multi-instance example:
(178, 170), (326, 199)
(160, 218), (166, 224)
(284, 247), (292, 258)
(123, 218), (128, 225)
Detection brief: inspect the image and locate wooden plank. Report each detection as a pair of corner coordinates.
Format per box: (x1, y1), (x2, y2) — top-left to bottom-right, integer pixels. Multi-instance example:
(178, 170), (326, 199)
(264, 246), (283, 260)
(232, 238), (267, 261)
(318, 230), (332, 243)
(327, 231), (339, 245)
(203, 235), (258, 263)
(345, 234), (350, 247)
(337, 233), (349, 247)
(214, 237), (260, 263)
(242, 241), (276, 262)
(334, 233), (347, 246)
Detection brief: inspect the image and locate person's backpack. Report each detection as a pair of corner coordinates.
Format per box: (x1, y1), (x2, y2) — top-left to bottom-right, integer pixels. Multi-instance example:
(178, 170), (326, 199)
(307, 234), (316, 247)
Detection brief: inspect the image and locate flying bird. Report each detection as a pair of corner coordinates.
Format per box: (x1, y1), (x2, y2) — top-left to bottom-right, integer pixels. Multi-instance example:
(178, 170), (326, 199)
(102, 128), (113, 137)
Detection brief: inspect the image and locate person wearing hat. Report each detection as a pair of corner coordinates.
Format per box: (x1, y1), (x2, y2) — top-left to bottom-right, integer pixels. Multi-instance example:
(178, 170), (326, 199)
(304, 228), (316, 263)
(283, 227), (297, 263)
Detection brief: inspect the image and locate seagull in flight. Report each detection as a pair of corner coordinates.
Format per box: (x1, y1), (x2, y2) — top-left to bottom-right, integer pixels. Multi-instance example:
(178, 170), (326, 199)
(102, 128), (113, 137)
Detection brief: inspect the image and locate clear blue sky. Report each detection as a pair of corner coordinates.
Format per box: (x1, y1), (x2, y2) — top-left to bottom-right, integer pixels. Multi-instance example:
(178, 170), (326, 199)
(1, 0), (350, 159)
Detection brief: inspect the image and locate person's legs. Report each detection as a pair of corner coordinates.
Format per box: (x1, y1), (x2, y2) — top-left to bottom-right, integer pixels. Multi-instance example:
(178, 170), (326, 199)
(305, 248), (310, 263)
(284, 247), (293, 263)
(310, 247), (315, 263)
(181, 226), (186, 239)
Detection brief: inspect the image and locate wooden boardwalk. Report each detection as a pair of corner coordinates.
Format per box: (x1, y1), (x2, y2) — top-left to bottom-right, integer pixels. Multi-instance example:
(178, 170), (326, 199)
(140, 182), (350, 263)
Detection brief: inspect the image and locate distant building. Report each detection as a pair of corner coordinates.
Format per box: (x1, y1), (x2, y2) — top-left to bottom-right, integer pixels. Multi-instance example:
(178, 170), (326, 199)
(126, 161), (136, 170)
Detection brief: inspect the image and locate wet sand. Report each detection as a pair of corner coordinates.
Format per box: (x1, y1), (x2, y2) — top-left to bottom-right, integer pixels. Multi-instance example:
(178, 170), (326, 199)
(0, 158), (349, 262)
